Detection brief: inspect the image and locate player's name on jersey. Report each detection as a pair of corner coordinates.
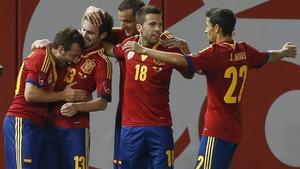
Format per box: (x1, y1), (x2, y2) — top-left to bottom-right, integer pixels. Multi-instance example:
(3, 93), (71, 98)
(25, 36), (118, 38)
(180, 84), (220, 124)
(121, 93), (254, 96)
(229, 52), (246, 62)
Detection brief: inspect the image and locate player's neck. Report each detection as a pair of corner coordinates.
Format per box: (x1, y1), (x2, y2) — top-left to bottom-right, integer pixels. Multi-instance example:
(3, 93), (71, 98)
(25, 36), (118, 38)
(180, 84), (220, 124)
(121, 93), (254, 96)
(138, 36), (151, 47)
(216, 35), (232, 44)
(84, 40), (101, 52)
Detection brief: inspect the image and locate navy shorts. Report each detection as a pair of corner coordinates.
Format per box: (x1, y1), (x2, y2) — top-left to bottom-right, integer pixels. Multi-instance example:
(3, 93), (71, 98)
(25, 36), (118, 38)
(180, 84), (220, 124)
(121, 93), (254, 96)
(195, 136), (237, 169)
(3, 116), (46, 169)
(40, 125), (90, 169)
(119, 126), (174, 169)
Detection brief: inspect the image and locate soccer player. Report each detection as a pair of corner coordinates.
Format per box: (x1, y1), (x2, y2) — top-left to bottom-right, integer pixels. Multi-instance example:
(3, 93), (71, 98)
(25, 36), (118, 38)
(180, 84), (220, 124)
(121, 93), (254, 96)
(84, 3), (190, 168)
(85, 2), (149, 168)
(111, 5), (193, 169)
(3, 27), (87, 169)
(122, 8), (297, 169)
(39, 11), (114, 169)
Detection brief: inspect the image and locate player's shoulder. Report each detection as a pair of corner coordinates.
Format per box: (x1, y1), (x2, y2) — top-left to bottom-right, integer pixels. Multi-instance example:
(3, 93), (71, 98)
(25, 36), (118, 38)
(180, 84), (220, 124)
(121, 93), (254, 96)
(83, 47), (110, 63)
(106, 27), (128, 44)
(122, 35), (138, 44)
(25, 47), (52, 73)
(111, 27), (125, 34)
(28, 48), (47, 59)
(199, 44), (214, 53)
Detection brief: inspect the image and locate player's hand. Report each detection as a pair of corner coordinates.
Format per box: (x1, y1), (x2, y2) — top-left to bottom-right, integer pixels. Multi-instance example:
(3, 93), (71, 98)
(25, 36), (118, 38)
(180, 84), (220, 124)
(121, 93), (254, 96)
(62, 82), (87, 102)
(60, 103), (78, 117)
(84, 6), (105, 26)
(122, 41), (146, 54)
(161, 37), (190, 54)
(281, 42), (297, 58)
(31, 39), (51, 51)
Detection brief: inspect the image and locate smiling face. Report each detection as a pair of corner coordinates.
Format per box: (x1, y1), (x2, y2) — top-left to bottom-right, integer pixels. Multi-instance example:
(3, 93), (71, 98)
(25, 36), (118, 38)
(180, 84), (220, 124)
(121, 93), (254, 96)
(81, 19), (101, 49)
(138, 13), (162, 46)
(56, 43), (82, 66)
(118, 9), (138, 36)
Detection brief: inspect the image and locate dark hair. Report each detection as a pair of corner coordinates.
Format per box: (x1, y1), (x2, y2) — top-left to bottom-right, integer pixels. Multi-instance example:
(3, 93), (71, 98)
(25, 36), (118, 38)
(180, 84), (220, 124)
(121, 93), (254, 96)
(118, 0), (145, 16)
(99, 12), (113, 35)
(206, 8), (236, 37)
(52, 27), (85, 51)
(136, 5), (161, 24)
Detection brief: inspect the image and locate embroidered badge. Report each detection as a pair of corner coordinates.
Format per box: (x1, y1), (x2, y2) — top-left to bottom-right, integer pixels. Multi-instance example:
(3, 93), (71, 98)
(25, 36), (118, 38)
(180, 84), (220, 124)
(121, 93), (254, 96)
(127, 51), (135, 60)
(38, 73), (46, 86)
(80, 59), (95, 74)
(103, 80), (111, 94)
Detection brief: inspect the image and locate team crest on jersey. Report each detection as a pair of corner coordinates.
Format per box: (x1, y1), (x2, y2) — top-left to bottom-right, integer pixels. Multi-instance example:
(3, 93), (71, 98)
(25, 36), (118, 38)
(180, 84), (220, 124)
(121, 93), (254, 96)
(103, 80), (111, 94)
(81, 59), (95, 74)
(127, 51), (135, 60)
(38, 73), (46, 86)
(153, 59), (165, 66)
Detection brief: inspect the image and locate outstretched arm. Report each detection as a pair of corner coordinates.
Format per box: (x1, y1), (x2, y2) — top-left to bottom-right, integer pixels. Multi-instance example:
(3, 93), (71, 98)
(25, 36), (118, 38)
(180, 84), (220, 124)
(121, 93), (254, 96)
(123, 41), (188, 67)
(267, 42), (297, 62)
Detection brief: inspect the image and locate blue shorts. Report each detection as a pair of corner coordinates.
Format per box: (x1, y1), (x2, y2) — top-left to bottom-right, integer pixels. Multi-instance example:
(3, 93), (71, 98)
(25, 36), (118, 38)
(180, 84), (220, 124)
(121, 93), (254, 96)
(40, 125), (90, 169)
(119, 126), (174, 169)
(3, 116), (46, 169)
(195, 136), (237, 169)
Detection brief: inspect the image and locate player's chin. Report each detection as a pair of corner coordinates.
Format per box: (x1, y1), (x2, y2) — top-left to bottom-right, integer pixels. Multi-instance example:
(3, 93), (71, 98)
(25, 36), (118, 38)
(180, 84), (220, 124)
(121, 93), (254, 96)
(151, 37), (160, 44)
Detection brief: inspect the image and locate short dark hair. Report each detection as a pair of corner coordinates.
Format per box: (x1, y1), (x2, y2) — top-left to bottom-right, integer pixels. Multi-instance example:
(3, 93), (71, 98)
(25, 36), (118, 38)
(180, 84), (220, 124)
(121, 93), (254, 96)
(206, 8), (236, 37)
(100, 12), (113, 35)
(52, 27), (85, 51)
(118, 0), (145, 16)
(136, 5), (161, 24)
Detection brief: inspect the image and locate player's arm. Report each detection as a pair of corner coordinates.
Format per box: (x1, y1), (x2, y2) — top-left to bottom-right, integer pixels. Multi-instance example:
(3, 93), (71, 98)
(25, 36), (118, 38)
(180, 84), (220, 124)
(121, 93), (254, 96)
(123, 41), (188, 67)
(24, 82), (87, 103)
(267, 42), (297, 62)
(31, 39), (51, 51)
(60, 98), (107, 117)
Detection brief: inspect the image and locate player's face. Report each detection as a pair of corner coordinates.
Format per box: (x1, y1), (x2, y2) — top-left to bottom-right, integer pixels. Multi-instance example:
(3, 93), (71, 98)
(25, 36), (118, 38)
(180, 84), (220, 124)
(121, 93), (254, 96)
(81, 19), (101, 49)
(59, 43), (82, 66)
(118, 9), (138, 36)
(205, 17), (216, 44)
(139, 14), (162, 45)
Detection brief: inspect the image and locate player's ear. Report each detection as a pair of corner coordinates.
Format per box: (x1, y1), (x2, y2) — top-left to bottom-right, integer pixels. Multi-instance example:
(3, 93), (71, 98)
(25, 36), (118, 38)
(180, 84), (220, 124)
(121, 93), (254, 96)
(136, 24), (142, 33)
(215, 24), (221, 34)
(58, 45), (65, 55)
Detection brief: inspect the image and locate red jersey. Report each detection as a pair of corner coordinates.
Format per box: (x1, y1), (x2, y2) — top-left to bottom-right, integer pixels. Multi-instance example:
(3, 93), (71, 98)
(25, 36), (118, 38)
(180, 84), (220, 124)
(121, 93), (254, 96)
(7, 48), (57, 126)
(106, 28), (129, 112)
(186, 40), (269, 143)
(52, 45), (112, 128)
(114, 36), (192, 126)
